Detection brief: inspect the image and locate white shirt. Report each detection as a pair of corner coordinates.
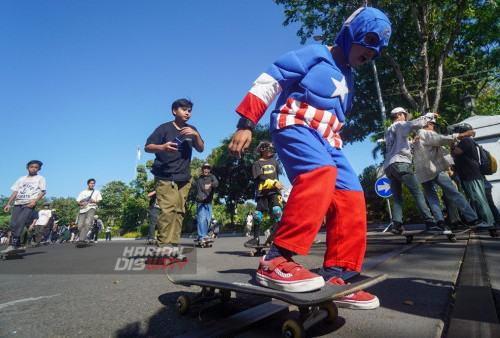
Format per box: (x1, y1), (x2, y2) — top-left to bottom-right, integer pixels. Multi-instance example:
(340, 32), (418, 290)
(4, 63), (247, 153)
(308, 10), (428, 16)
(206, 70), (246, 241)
(77, 189), (102, 213)
(11, 175), (46, 205)
(36, 209), (52, 225)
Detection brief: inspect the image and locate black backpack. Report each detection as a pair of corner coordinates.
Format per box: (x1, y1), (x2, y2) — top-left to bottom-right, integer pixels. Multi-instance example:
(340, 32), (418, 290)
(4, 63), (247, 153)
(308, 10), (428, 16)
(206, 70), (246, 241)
(474, 141), (497, 176)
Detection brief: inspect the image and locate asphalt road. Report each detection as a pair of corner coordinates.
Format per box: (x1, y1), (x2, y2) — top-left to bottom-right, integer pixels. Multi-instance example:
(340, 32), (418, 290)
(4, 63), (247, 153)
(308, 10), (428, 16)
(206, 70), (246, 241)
(1, 226), (499, 337)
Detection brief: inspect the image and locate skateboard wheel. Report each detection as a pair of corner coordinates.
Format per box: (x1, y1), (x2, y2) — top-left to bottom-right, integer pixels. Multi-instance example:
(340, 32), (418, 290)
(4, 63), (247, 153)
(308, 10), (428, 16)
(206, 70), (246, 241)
(447, 235), (457, 242)
(319, 302), (338, 323)
(282, 318), (305, 338)
(220, 289), (231, 303)
(249, 251), (254, 257)
(176, 295), (190, 315)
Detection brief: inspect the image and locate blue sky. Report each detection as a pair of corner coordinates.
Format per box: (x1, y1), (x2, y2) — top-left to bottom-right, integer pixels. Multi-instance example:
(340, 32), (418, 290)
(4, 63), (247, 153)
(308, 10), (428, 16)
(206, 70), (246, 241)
(0, 0), (381, 199)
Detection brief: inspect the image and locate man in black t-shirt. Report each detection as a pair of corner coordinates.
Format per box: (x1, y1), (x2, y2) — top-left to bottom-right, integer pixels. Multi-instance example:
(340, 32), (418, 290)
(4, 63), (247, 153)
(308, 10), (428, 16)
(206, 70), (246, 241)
(451, 126), (494, 226)
(244, 141), (284, 247)
(194, 163), (219, 241)
(145, 99), (204, 251)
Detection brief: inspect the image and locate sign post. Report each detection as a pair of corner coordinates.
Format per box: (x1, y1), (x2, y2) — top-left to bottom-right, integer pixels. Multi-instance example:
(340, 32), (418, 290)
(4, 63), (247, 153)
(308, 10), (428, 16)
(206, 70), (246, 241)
(375, 177), (393, 230)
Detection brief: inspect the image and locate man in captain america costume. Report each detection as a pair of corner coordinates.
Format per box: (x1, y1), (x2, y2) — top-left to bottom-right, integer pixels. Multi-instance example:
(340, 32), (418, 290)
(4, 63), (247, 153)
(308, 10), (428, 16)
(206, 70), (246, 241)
(229, 7), (391, 310)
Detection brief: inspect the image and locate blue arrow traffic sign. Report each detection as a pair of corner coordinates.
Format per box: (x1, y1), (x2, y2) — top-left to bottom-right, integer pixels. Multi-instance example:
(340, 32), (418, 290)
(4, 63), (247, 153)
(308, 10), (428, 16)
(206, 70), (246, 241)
(375, 177), (392, 198)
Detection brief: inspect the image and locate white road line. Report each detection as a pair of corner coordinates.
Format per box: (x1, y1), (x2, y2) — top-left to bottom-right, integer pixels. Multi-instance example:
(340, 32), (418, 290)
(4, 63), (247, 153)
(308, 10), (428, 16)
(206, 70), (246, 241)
(0, 294), (61, 310)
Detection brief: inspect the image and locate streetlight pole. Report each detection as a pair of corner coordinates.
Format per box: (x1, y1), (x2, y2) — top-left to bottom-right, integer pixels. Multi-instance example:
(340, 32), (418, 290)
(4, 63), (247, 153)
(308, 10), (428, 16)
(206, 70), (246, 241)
(463, 93), (476, 116)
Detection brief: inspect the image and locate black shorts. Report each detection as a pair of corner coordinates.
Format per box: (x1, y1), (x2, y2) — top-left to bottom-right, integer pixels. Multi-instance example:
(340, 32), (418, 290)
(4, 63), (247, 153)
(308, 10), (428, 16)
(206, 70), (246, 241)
(256, 194), (282, 212)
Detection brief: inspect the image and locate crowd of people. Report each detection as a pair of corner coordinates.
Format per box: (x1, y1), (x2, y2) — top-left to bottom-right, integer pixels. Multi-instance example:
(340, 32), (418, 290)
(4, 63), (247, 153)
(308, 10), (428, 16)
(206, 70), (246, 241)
(1, 167), (111, 253)
(384, 107), (498, 235)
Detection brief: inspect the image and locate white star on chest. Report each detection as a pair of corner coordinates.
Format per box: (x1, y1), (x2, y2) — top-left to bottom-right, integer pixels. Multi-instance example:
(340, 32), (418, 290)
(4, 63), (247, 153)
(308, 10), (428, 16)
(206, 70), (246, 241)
(331, 76), (349, 104)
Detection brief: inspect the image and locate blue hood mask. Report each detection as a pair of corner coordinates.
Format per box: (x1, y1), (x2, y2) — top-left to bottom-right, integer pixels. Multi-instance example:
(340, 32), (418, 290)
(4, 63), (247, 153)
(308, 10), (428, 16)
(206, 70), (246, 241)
(334, 7), (392, 63)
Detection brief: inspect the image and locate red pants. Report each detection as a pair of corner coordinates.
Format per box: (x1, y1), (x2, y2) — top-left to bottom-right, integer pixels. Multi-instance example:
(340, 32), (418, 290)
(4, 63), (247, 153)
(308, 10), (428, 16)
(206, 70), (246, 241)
(273, 166), (367, 271)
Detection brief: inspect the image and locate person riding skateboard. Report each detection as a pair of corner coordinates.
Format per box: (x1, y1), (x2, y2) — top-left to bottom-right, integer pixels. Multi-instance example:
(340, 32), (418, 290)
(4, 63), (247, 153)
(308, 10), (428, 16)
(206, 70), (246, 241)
(244, 140), (283, 248)
(229, 6), (392, 309)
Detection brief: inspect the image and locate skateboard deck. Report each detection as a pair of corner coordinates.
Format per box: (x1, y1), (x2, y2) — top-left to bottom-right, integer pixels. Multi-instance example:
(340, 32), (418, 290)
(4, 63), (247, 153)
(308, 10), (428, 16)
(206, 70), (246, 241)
(168, 270), (385, 306)
(75, 242), (91, 248)
(383, 223), (472, 244)
(194, 239), (214, 248)
(168, 268), (386, 336)
(402, 228), (471, 244)
(1, 249), (25, 260)
(469, 225), (499, 237)
(246, 243), (271, 256)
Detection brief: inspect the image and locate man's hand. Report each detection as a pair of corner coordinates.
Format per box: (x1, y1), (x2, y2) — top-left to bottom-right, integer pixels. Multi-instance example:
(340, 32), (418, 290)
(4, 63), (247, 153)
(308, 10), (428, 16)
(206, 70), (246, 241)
(4, 205), (10, 213)
(228, 129), (252, 159)
(204, 184), (211, 190)
(275, 181), (284, 190)
(412, 136), (421, 144)
(458, 130), (476, 139)
(162, 142), (181, 153)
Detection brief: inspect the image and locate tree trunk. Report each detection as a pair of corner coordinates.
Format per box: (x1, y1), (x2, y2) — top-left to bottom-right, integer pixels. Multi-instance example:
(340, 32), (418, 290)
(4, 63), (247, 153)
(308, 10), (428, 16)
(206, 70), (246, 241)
(385, 52), (418, 110)
(410, 2), (430, 114)
(431, 0), (466, 113)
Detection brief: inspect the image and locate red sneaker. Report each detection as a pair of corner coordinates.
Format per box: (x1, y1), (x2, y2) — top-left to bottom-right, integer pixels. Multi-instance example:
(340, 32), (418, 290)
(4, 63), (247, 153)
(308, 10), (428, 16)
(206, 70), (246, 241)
(327, 277), (380, 309)
(256, 256), (325, 292)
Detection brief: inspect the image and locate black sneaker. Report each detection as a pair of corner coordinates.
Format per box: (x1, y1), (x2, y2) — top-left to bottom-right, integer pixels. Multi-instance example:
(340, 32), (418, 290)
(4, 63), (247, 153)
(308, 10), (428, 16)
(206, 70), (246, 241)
(244, 237), (260, 247)
(468, 219), (492, 228)
(427, 221), (452, 234)
(390, 221), (404, 235)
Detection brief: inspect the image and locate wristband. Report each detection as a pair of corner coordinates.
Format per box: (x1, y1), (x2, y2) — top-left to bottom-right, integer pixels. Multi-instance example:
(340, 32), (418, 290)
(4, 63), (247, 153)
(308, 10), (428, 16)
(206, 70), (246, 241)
(236, 117), (256, 132)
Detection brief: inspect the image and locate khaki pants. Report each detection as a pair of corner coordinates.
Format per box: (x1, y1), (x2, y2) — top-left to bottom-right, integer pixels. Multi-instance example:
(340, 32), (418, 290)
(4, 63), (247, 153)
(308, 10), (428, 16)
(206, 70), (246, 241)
(155, 179), (191, 247)
(77, 208), (96, 240)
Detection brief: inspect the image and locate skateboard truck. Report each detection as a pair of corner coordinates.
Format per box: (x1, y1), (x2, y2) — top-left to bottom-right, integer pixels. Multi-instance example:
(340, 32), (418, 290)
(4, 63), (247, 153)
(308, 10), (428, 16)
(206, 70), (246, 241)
(176, 287), (231, 315)
(168, 269), (386, 337)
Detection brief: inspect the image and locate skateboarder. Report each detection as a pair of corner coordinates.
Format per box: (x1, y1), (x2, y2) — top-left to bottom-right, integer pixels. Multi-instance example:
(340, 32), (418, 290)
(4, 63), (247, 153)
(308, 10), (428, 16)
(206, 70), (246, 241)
(229, 7), (391, 309)
(412, 118), (479, 229)
(2, 160), (46, 254)
(384, 107), (439, 235)
(450, 124), (495, 227)
(194, 163), (218, 242)
(244, 141), (283, 248)
(145, 98), (204, 253)
(90, 215), (104, 242)
(146, 190), (159, 245)
(76, 178), (102, 243)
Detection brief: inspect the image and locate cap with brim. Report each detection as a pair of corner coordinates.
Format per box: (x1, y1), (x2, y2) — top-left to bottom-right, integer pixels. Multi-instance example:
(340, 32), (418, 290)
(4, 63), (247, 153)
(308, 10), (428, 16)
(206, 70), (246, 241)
(202, 163), (211, 168)
(390, 107), (407, 115)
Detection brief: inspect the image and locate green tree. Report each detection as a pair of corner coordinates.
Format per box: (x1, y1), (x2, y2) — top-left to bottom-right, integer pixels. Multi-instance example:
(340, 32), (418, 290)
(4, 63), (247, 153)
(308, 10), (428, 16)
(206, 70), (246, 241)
(99, 181), (130, 229)
(121, 195), (148, 232)
(275, 0), (499, 146)
(120, 165), (151, 232)
(0, 196), (10, 230)
(209, 125), (275, 225)
(50, 197), (80, 226)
